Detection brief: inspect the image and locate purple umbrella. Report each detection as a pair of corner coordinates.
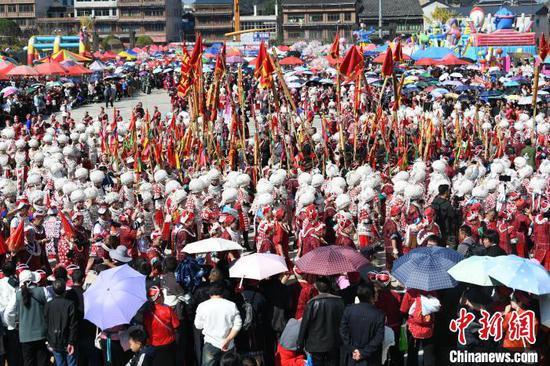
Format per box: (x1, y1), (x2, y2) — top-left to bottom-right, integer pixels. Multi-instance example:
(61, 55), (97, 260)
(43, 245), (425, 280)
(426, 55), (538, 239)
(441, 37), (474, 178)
(84, 265), (146, 330)
(227, 55), (244, 64)
(295, 245), (369, 276)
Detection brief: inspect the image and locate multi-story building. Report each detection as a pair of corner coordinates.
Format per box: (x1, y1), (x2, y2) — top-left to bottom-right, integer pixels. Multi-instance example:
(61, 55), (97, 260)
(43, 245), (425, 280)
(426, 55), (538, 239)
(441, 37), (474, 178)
(282, 0), (359, 43)
(0, 0), (55, 32)
(358, 0), (424, 38)
(117, 0), (182, 43)
(240, 2), (277, 40)
(194, 0), (233, 42)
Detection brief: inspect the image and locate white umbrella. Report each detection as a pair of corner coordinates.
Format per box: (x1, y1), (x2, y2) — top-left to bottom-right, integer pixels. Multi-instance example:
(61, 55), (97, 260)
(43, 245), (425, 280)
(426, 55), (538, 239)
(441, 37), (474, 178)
(450, 72), (463, 78)
(448, 256), (496, 286)
(229, 253), (288, 281)
(183, 237), (244, 254)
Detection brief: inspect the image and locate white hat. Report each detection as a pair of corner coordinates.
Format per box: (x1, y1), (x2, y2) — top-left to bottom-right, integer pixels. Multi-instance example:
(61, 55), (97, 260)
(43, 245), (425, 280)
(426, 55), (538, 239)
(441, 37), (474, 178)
(472, 186), (488, 199)
(237, 174), (251, 188)
(75, 168), (89, 180)
(58, 134), (69, 144)
(0, 141), (7, 152)
(1, 127), (15, 139)
(70, 189), (86, 203)
(139, 182), (153, 193)
(257, 193), (273, 207)
(43, 134), (54, 144)
(189, 178), (204, 194)
(70, 132), (80, 141)
(84, 187), (99, 200)
(27, 174), (41, 186)
(120, 172), (135, 186)
(335, 194), (351, 211)
(19, 270), (41, 287)
(331, 177), (347, 191)
(404, 184), (423, 199)
(105, 191), (120, 204)
(0, 155), (8, 167)
(269, 172), (285, 187)
(141, 191), (153, 203)
(165, 180), (182, 195)
(360, 187), (376, 203)
(326, 163), (339, 178)
(62, 146), (76, 157)
(28, 139), (39, 148)
(15, 139), (26, 150)
(221, 187), (238, 205)
(297, 172), (312, 186)
(256, 179), (274, 194)
(311, 173), (324, 188)
(63, 182), (78, 196)
(172, 189), (187, 205)
(207, 168), (221, 181)
(154, 169), (168, 183)
(298, 191), (315, 207)
(90, 170), (105, 184)
(392, 171), (409, 183)
(32, 152), (45, 163)
(346, 171), (360, 187)
(432, 160), (447, 173)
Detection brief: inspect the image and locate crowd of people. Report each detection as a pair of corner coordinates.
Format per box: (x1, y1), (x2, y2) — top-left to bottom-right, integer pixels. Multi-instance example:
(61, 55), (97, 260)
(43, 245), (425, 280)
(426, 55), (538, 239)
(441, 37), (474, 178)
(0, 38), (545, 366)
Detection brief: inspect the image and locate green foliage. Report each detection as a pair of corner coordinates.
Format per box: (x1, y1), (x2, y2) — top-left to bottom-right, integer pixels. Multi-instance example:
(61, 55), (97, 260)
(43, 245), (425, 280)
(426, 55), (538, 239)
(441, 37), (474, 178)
(136, 35), (154, 47)
(0, 19), (22, 38)
(101, 34), (123, 51)
(431, 7), (457, 24)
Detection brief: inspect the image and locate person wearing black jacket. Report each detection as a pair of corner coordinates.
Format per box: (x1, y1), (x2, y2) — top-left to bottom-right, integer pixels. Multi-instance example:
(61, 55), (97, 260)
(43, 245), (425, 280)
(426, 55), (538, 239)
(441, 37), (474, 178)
(297, 277), (345, 366)
(340, 283), (385, 366)
(431, 184), (459, 246)
(481, 230), (507, 257)
(44, 279), (78, 366)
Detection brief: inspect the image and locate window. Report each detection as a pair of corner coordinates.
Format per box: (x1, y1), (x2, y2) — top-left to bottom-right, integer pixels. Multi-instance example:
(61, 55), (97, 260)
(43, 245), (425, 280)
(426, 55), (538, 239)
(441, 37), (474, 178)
(77, 9), (92, 16)
(327, 13), (339, 22)
(94, 9), (110, 16)
(287, 15), (304, 23)
(309, 13), (323, 22)
(287, 31), (304, 39)
(145, 10), (164, 17)
(309, 30), (323, 40)
(121, 24), (140, 32)
(144, 23), (164, 31)
(19, 4), (33, 12)
(344, 12), (352, 21)
(96, 24), (112, 32)
(7, 5), (16, 13)
(0, 5), (4, 13)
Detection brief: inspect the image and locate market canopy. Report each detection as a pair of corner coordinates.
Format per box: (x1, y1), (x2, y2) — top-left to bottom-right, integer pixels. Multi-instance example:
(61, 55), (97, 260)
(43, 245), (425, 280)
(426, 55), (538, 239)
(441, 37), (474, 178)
(438, 54), (472, 66)
(34, 61), (67, 75)
(66, 64), (93, 76)
(412, 47), (454, 61)
(7, 65), (38, 76)
(89, 60), (106, 72)
(50, 50), (91, 63)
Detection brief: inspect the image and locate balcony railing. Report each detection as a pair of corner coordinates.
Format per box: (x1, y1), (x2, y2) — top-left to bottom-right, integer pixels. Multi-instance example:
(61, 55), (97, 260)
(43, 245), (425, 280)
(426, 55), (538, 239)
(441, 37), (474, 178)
(0, 0), (34, 4)
(195, 23), (233, 30)
(194, 9), (232, 15)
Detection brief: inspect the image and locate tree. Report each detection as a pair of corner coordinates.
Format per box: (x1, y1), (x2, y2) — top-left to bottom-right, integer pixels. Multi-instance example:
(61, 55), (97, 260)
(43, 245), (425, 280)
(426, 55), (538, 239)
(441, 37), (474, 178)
(430, 7), (457, 24)
(136, 35), (153, 47)
(101, 34), (123, 51)
(0, 19), (22, 38)
(79, 16), (95, 31)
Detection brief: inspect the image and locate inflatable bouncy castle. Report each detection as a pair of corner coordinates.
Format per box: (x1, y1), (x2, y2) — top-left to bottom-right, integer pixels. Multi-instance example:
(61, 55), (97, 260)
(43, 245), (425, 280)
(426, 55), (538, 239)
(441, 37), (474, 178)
(27, 29), (89, 65)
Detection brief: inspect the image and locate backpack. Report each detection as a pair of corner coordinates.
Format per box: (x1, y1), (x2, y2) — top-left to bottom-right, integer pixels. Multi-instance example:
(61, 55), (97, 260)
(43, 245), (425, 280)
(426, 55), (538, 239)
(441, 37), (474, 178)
(407, 297), (435, 339)
(175, 257), (206, 292)
(241, 292), (257, 331)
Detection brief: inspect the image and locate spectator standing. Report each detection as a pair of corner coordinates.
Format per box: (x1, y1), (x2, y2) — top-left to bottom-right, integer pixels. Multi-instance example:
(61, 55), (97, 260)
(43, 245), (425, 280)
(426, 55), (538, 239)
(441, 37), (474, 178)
(194, 282), (242, 366)
(44, 279), (78, 366)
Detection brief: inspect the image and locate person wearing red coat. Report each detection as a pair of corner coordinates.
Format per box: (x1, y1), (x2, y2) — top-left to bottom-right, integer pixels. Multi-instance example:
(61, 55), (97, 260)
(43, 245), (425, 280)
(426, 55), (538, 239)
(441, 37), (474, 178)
(273, 208), (291, 269)
(532, 208), (550, 271)
(334, 213), (356, 249)
(512, 200), (531, 258)
(298, 205), (325, 257)
(144, 287), (180, 366)
(382, 205), (403, 271)
(171, 211), (197, 261)
(497, 210), (518, 255)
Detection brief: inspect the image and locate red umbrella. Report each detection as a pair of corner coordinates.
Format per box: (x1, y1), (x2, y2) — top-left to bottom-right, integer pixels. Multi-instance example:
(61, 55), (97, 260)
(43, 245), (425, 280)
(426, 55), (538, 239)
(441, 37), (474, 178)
(7, 65), (38, 76)
(373, 52), (411, 63)
(0, 62), (15, 78)
(66, 64), (93, 75)
(414, 58), (439, 66)
(279, 56), (304, 66)
(439, 54), (472, 66)
(34, 61), (67, 75)
(295, 245), (369, 276)
(277, 45), (290, 52)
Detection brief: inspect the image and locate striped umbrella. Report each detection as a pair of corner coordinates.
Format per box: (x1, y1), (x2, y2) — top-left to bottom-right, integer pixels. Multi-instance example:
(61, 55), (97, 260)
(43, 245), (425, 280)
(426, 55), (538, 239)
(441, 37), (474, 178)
(392, 247), (463, 291)
(295, 245), (369, 276)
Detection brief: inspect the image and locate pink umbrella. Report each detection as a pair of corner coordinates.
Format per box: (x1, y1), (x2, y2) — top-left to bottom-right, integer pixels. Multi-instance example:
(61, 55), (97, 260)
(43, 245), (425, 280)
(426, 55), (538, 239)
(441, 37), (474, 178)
(296, 245), (369, 276)
(7, 65), (38, 76)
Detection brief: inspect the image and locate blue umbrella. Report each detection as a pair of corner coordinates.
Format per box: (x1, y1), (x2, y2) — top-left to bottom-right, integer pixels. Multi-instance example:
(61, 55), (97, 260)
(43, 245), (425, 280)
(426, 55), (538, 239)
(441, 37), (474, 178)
(504, 81), (520, 87)
(392, 247), (463, 291)
(487, 255), (550, 295)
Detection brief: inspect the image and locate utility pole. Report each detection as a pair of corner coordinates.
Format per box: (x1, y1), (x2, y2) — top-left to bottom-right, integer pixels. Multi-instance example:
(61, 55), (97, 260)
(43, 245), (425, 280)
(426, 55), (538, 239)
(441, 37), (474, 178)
(234, 0), (240, 42)
(378, 0), (382, 39)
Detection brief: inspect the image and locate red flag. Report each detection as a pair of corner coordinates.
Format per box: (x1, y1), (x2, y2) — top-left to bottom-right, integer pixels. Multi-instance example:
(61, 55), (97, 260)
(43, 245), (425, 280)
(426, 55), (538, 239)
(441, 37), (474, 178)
(7, 220), (24, 253)
(381, 48), (394, 77)
(189, 33), (203, 66)
(254, 42), (275, 88)
(539, 33), (549, 62)
(59, 211), (75, 241)
(339, 46), (364, 78)
(329, 33), (340, 60)
(214, 44), (226, 77)
(393, 41), (403, 62)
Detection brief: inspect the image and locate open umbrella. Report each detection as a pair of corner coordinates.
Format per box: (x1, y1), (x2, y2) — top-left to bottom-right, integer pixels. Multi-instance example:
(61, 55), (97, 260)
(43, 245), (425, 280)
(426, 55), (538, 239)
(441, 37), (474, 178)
(7, 65), (38, 76)
(487, 255), (550, 295)
(183, 238), (244, 254)
(448, 256), (497, 286)
(392, 247), (463, 291)
(1, 86), (18, 96)
(280, 56), (304, 66)
(295, 245), (369, 276)
(229, 253), (288, 281)
(34, 61), (67, 76)
(84, 264), (147, 330)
